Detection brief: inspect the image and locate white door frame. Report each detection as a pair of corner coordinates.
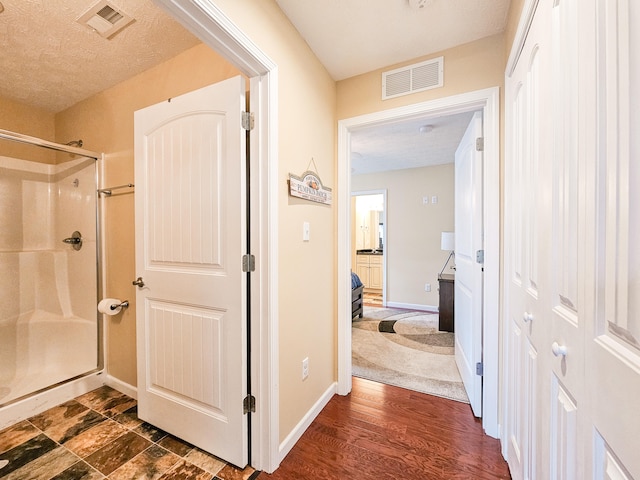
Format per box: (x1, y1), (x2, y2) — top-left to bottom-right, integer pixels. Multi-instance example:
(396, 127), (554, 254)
(337, 87), (500, 438)
(155, 0), (279, 472)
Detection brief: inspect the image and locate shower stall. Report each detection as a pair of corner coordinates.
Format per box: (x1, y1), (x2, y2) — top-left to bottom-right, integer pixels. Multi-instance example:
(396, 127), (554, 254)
(0, 129), (102, 416)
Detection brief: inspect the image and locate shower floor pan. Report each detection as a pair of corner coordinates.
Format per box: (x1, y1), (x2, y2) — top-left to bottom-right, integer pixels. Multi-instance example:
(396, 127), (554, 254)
(0, 309), (98, 407)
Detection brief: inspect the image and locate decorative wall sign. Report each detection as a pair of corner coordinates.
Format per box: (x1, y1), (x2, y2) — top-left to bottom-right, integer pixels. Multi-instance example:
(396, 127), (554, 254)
(289, 168), (332, 205)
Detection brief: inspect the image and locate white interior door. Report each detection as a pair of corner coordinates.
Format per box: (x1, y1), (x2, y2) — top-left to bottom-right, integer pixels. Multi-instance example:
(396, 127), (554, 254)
(454, 111), (483, 417)
(134, 76), (248, 467)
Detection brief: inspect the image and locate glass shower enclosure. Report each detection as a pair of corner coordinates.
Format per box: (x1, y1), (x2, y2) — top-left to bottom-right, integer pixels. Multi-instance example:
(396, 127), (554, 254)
(0, 130), (100, 407)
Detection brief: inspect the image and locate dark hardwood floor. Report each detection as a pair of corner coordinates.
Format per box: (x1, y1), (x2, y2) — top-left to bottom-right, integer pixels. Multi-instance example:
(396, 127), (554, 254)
(258, 377), (511, 480)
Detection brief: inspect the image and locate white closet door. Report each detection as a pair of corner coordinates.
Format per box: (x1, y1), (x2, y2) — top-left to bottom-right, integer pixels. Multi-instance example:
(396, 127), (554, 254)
(504, 1), (554, 477)
(587, 0), (640, 477)
(505, 1), (640, 479)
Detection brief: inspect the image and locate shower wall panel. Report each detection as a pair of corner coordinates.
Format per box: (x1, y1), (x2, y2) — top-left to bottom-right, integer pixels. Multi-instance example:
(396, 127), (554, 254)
(0, 152), (98, 406)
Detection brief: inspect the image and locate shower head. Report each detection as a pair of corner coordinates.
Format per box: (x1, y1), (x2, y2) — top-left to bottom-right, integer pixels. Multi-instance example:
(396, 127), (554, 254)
(66, 139), (83, 148)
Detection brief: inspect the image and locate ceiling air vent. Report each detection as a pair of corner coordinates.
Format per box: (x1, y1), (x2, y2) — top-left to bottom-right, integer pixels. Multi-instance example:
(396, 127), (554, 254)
(382, 56), (444, 100)
(77, 1), (135, 39)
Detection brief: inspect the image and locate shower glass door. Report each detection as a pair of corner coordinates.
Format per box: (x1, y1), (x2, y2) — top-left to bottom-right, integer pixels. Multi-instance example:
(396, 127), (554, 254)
(0, 137), (99, 406)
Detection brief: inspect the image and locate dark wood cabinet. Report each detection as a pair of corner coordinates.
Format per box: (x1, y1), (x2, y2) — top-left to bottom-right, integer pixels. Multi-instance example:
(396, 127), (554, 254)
(438, 274), (455, 332)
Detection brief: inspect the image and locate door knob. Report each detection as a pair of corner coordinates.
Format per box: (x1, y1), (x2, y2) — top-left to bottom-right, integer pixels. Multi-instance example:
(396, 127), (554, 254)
(523, 312), (534, 323)
(551, 341), (567, 357)
(132, 277), (145, 288)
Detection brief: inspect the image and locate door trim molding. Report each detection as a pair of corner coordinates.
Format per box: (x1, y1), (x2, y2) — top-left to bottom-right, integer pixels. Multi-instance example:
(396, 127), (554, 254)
(155, 0), (279, 472)
(506, 0), (540, 77)
(337, 87), (500, 438)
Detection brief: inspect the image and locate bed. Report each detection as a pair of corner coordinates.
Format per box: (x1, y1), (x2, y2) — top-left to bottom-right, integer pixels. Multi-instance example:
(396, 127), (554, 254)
(351, 271), (364, 319)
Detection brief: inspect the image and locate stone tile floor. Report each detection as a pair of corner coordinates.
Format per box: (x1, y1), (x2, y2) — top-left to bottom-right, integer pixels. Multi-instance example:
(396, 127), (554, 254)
(0, 386), (258, 480)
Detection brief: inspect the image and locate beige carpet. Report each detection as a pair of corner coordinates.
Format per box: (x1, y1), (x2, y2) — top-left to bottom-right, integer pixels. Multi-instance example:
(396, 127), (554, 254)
(352, 306), (469, 403)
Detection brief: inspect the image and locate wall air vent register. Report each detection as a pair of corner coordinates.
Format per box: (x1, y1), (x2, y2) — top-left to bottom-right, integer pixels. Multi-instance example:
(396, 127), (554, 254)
(382, 56), (444, 100)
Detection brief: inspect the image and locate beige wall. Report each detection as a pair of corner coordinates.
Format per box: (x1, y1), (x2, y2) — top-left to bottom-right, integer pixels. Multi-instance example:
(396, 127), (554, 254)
(0, 96), (56, 164)
(337, 33), (505, 120)
(58, 0), (338, 444)
(352, 165), (454, 308)
(55, 43), (243, 387)
(208, 0), (337, 442)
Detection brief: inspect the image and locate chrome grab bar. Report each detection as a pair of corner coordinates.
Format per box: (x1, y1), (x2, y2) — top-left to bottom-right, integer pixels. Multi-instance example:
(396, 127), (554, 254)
(98, 184), (134, 196)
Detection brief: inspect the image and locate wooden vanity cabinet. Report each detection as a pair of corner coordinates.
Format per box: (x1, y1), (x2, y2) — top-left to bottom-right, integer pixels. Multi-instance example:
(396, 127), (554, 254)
(356, 253), (383, 290)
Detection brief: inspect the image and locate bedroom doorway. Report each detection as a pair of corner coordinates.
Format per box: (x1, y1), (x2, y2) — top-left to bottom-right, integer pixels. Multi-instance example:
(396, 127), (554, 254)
(348, 116), (467, 404)
(337, 87), (500, 438)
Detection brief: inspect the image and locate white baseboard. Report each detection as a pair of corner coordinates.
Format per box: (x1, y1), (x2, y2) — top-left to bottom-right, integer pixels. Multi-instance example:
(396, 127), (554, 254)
(385, 302), (438, 312)
(104, 375), (137, 400)
(278, 382), (337, 463)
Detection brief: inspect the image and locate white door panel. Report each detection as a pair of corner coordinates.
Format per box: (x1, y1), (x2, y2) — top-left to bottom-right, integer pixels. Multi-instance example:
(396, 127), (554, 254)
(589, 0), (640, 475)
(454, 111), (483, 417)
(505, 0), (640, 478)
(134, 76), (248, 467)
(505, 0), (552, 477)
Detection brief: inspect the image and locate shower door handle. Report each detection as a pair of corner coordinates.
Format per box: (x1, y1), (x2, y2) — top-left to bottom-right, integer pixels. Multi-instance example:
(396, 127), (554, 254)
(62, 231), (83, 251)
(132, 277), (145, 288)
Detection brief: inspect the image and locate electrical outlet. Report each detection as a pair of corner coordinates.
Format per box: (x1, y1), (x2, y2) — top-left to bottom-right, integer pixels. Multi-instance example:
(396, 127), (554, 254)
(425, 283), (431, 292)
(302, 357), (309, 380)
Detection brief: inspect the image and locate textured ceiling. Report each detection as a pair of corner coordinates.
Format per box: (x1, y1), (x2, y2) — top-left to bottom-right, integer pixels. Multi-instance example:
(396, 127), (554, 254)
(350, 111), (476, 175)
(275, 0), (511, 80)
(0, 0), (200, 113)
(1, 0), (505, 171)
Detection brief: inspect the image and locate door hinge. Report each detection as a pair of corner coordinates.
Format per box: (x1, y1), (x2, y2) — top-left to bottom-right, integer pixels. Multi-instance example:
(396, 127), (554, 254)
(476, 250), (484, 264)
(242, 111), (254, 131)
(243, 394), (256, 414)
(242, 254), (255, 272)
(476, 362), (484, 376)
(476, 137), (484, 151)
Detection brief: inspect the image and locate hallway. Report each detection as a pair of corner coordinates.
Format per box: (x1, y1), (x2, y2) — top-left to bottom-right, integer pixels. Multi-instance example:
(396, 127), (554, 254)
(0, 380), (509, 479)
(259, 377), (510, 479)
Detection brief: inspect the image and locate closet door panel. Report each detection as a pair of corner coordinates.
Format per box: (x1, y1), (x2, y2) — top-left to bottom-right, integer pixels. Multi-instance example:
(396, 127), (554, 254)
(589, 0), (640, 477)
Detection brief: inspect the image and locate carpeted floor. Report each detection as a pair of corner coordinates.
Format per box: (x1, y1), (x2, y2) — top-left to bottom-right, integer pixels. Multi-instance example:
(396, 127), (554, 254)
(352, 306), (469, 403)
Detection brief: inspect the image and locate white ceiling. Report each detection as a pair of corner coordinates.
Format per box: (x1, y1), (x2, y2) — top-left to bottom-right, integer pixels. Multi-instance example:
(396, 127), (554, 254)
(1, 0), (509, 172)
(274, 0), (511, 81)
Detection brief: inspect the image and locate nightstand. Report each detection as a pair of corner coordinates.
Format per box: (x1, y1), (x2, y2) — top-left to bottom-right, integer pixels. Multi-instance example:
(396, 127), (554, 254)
(438, 274), (455, 332)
